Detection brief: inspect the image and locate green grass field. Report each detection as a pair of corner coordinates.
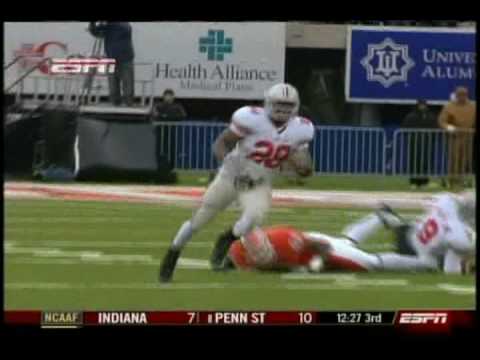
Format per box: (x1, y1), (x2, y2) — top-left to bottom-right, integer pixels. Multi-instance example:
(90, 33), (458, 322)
(176, 171), (475, 192)
(5, 197), (475, 310)
(17, 171), (475, 192)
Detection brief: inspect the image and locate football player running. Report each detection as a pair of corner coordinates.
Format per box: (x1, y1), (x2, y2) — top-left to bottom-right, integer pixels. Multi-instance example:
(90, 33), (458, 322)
(159, 83), (315, 282)
(225, 192), (476, 275)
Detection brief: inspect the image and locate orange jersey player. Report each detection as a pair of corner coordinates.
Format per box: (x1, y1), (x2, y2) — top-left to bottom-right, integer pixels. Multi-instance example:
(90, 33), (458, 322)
(225, 192), (475, 274)
(227, 225), (375, 272)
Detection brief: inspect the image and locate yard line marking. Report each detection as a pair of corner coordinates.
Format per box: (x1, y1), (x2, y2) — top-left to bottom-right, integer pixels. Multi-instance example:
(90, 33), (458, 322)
(5, 240), (393, 250)
(6, 282), (84, 289)
(281, 273), (358, 281)
(9, 258), (105, 265)
(437, 283), (475, 295)
(5, 240), (214, 248)
(281, 273), (409, 286)
(334, 279), (409, 286)
(7, 256), (210, 269)
(7, 244), (211, 268)
(4, 282), (474, 295)
(6, 246), (58, 255)
(177, 258), (210, 269)
(283, 283), (471, 294)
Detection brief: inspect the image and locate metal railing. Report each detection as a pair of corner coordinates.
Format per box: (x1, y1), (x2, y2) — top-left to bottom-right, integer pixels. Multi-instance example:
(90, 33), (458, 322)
(154, 121), (227, 171)
(4, 57), (52, 93)
(5, 60), (156, 109)
(392, 128), (475, 177)
(152, 122), (475, 177)
(312, 126), (386, 175)
(4, 55), (26, 71)
(153, 122), (387, 174)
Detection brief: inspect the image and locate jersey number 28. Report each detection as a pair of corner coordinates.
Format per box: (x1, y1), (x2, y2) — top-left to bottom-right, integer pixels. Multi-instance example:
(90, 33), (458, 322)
(248, 140), (290, 169)
(417, 218), (439, 245)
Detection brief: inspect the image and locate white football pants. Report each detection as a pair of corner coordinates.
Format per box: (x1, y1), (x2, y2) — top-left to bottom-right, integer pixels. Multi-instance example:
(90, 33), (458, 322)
(171, 171), (271, 250)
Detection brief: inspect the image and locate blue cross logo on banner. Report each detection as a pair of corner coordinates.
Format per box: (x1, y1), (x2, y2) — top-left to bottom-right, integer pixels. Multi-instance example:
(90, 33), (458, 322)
(199, 30), (233, 61)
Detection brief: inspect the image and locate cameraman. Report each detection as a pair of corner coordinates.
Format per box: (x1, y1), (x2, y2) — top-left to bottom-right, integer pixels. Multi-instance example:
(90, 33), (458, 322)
(88, 22), (135, 106)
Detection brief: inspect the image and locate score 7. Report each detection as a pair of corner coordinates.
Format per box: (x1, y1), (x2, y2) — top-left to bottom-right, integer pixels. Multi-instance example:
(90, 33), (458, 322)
(188, 312), (196, 324)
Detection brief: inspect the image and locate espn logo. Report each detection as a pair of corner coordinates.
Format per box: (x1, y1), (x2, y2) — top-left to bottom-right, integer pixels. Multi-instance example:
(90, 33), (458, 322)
(50, 58), (116, 75)
(398, 312), (448, 324)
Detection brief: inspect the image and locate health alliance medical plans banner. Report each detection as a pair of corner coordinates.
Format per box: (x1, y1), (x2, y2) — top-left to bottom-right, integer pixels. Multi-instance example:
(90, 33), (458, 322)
(346, 26), (476, 104)
(148, 22), (286, 99)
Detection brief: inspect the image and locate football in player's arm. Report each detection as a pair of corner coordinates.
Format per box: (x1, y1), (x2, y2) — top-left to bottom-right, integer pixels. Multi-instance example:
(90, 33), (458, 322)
(283, 143), (313, 177)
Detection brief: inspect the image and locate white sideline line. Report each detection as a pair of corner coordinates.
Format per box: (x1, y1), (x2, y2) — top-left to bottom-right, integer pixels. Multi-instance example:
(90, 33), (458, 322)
(5, 182), (433, 209)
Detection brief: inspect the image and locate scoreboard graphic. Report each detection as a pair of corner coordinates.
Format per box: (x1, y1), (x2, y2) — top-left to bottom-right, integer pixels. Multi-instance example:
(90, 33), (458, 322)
(4, 310), (474, 333)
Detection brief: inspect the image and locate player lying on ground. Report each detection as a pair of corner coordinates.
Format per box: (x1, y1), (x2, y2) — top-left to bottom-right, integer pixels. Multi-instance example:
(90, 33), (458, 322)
(159, 83), (315, 282)
(224, 192), (476, 274)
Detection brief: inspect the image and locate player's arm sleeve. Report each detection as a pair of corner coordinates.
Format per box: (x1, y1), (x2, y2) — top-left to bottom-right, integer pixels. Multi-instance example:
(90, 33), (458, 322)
(229, 107), (255, 138)
(298, 120), (315, 146)
(443, 249), (464, 274)
(213, 128), (242, 163)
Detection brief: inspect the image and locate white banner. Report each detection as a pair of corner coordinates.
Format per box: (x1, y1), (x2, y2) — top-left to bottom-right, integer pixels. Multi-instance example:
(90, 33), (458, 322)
(4, 22), (286, 99)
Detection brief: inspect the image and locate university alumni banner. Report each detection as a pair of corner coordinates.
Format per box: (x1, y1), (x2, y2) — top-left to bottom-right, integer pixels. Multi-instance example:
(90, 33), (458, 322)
(346, 26), (476, 104)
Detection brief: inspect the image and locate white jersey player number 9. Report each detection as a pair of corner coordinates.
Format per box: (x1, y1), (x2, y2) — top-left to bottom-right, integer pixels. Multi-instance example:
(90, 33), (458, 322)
(412, 194), (474, 259)
(417, 217), (440, 245)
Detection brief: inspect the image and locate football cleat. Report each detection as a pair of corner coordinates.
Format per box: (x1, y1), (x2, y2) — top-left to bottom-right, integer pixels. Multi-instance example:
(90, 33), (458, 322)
(376, 203), (407, 229)
(210, 229), (238, 271)
(159, 248), (181, 283)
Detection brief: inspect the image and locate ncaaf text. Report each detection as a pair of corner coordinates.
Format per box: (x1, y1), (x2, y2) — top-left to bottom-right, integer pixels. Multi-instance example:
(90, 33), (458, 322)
(42, 312), (82, 328)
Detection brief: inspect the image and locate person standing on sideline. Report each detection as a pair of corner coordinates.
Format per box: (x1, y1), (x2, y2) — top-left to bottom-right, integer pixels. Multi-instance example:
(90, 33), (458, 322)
(438, 86), (476, 190)
(89, 22), (135, 106)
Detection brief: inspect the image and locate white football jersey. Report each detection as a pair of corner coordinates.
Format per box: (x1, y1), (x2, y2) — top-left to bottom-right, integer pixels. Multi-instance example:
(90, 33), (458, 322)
(220, 106), (314, 183)
(409, 193), (475, 259)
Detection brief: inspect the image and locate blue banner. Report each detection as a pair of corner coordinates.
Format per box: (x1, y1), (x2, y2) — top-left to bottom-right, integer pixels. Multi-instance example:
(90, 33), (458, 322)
(346, 26), (476, 104)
